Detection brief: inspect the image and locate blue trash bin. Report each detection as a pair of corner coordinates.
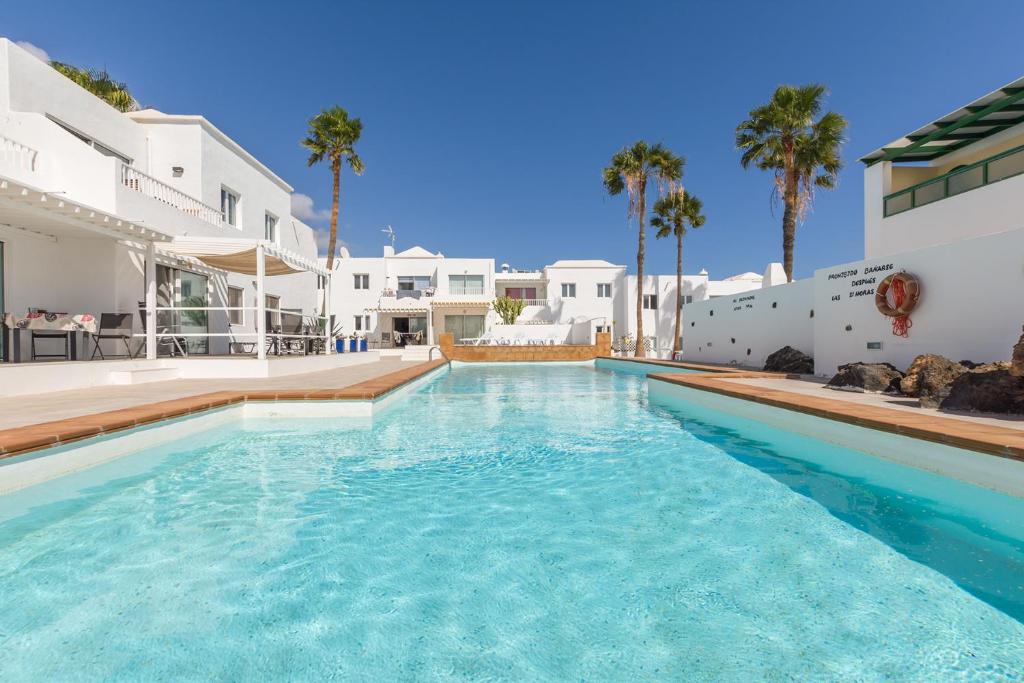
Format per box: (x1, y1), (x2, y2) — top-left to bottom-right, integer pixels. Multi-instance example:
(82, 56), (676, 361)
(359, 338), (368, 352)
(349, 338), (358, 352)
(335, 339), (345, 353)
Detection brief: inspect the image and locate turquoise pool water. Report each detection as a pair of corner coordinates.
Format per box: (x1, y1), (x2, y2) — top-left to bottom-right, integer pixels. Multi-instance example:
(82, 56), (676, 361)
(0, 364), (1022, 680)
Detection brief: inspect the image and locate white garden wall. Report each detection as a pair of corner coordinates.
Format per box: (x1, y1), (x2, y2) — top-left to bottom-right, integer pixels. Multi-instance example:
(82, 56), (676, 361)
(681, 279), (815, 368)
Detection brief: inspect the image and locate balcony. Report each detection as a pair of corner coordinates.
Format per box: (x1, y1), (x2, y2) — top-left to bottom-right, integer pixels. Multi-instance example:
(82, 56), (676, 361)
(119, 163), (223, 228)
(0, 134), (39, 175)
(884, 144), (1024, 217)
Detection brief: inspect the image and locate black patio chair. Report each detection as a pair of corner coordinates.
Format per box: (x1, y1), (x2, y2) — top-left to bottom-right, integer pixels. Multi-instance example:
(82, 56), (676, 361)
(137, 302), (188, 357)
(90, 313), (135, 360)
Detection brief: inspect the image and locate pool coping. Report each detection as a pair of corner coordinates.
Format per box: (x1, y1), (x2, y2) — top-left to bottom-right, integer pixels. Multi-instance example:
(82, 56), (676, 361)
(646, 370), (1024, 463)
(0, 359), (449, 460)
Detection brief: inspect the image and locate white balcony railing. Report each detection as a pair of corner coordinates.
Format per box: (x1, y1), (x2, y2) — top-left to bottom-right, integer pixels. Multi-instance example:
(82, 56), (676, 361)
(120, 163), (223, 227)
(0, 135), (39, 173)
(515, 299), (548, 306)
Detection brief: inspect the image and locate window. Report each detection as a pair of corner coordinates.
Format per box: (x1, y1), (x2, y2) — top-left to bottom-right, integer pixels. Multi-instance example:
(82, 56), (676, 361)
(597, 283), (611, 298)
(445, 314), (486, 343)
(228, 286), (244, 325)
(397, 276), (432, 291)
(643, 294), (658, 309)
(264, 212), (278, 242)
(354, 315), (371, 332)
(595, 325), (610, 334)
(265, 294), (281, 327)
(681, 295), (693, 307)
(354, 274), (370, 290)
(504, 287), (537, 301)
(561, 283), (576, 298)
(154, 265), (210, 354)
(449, 274), (484, 295)
(221, 188), (239, 227)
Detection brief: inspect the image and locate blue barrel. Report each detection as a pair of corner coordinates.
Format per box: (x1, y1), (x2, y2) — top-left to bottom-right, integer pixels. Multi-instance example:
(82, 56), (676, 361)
(335, 339), (345, 353)
(349, 338), (358, 352)
(359, 338), (368, 352)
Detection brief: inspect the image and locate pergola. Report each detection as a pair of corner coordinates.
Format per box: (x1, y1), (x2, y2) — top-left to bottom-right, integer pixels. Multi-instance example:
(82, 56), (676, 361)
(155, 236), (331, 360)
(861, 76), (1024, 165)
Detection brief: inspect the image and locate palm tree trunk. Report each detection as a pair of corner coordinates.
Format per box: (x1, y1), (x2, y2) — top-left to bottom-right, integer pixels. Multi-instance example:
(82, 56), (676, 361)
(326, 160), (341, 271)
(673, 229), (682, 354)
(634, 189), (646, 358)
(782, 193), (796, 282)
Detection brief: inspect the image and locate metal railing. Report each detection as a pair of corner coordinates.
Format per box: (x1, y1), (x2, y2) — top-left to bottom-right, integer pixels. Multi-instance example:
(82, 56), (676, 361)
(884, 144), (1024, 217)
(120, 163), (224, 227)
(0, 135), (39, 173)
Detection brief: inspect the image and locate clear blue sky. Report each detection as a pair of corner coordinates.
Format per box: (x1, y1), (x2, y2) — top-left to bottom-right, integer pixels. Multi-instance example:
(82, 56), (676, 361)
(6, 1), (1023, 278)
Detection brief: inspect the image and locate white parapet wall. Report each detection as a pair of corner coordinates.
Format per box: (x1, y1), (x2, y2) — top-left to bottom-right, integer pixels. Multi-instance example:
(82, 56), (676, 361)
(682, 226), (1024, 377)
(813, 226), (1024, 377)
(681, 279), (815, 369)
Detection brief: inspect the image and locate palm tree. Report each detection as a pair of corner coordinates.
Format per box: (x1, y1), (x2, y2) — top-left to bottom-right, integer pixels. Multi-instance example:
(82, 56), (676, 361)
(50, 62), (138, 112)
(651, 190), (705, 355)
(301, 106), (364, 272)
(603, 142), (683, 357)
(735, 84), (846, 282)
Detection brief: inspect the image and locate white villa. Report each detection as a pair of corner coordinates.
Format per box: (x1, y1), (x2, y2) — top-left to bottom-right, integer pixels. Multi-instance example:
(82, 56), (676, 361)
(328, 243), (764, 354)
(0, 38), (332, 393)
(683, 75), (1024, 375)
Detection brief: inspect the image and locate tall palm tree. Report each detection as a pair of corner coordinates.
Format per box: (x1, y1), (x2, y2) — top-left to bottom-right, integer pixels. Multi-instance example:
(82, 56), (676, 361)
(735, 84), (846, 282)
(50, 62), (138, 112)
(603, 142), (683, 357)
(301, 106), (364, 272)
(651, 190), (705, 355)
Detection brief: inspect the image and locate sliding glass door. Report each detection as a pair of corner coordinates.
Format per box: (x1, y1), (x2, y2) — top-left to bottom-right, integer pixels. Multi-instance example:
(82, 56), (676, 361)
(0, 241), (5, 361)
(154, 264), (209, 354)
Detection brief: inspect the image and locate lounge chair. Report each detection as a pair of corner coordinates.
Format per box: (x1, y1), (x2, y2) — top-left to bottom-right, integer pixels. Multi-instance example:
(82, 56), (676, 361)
(137, 301), (188, 357)
(91, 313), (135, 360)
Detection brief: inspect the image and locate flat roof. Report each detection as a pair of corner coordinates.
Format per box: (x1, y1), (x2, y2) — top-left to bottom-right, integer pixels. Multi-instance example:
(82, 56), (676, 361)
(861, 75), (1024, 165)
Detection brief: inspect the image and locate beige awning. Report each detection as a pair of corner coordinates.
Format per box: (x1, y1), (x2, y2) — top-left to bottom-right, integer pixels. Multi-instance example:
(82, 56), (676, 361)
(158, 237), (328, 276)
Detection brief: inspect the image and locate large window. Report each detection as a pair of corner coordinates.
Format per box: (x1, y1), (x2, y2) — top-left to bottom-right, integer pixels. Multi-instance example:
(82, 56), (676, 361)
(156, 265), (209, 354)
(354, 274), (370, 290)
(561, 282), (576, 298)
(449, 274), (484, 295)
(354, 315), (371, 332)
(597, 283), (611, 298)
(504, 287), (537, 301)
(221, 187), (239, 227)
(228, 286), (244, 325)
(397, 276), (432, 292)
(643, 294), (658, 309)
(681, 295), (693, 306)
(264, 212), (278, 242)
(445, 314), (486, 343)
(265, 294), (281, 327)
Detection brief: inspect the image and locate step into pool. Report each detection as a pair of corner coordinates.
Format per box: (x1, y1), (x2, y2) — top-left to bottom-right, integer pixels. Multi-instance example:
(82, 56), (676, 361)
(0, 363), (1021, 680)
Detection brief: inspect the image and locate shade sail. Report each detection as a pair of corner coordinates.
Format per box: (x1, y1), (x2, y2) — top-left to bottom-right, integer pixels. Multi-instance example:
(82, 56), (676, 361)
(158, 237), (328, 276)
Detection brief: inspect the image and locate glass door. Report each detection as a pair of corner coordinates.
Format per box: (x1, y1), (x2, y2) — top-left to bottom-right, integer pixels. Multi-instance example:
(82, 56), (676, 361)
(179, 270), (209, 354)
(0, 240), (5, 361)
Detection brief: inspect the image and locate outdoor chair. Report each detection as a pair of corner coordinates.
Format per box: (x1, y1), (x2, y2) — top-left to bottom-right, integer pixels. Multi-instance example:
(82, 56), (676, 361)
(280, 312), (307, 355)
(228, 324), (256, 354)
(29, 314), (71, 361)
(138, 302), (188, 357)
(90, 313), (135, 360)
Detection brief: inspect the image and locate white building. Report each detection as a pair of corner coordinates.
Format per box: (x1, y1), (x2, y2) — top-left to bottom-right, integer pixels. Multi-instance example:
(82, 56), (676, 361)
(0, 38), (325, 370)
(682, 75), (1024, 375)
(330, 243), (752, 354)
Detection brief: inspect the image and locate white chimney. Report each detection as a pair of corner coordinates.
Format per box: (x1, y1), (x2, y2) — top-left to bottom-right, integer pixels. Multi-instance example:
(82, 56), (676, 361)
(501, 262), (510, 273)
(383, 245), (395, 257)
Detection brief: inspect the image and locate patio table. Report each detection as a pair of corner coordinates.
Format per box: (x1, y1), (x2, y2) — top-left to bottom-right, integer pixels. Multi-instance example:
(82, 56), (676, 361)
(3, 312), (99, 362)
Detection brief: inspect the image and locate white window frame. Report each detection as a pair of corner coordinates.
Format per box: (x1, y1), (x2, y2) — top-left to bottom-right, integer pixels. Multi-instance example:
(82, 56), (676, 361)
(264, 212), (278, 243)
(643, 293), (658, 310)
(354, 315), (371, 332)
(354, 273), (370, 290)
(221, 187), (240, 228)
(561, 282), (576, 298)
(596, 283), (611, 298)
(228, 286), (245, 325)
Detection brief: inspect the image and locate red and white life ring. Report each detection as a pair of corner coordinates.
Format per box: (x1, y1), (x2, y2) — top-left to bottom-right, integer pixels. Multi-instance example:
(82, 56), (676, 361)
(875, 271), (920, 337)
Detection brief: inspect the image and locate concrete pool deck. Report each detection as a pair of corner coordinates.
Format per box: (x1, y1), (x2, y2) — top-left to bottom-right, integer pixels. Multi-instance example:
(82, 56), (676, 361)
(0, 358), (448, 458)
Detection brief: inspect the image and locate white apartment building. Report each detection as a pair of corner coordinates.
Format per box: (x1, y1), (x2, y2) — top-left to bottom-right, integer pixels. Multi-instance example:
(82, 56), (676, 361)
(683, 75), (1024, 375)
(0, 38), (325, 367)
(330, 243), (756, 354)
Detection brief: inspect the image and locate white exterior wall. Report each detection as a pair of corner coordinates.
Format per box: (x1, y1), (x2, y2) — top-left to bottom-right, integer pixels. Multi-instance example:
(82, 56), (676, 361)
(543, 263), (624, 344)
(681, 279), (815, 368)
(813, 226), (1024, 376)
(0, 39), (321, 358)
(624, 274), (709, 356)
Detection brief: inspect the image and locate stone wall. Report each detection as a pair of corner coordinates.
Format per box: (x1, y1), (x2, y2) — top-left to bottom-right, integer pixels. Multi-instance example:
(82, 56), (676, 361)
(438, 332), (611, 362)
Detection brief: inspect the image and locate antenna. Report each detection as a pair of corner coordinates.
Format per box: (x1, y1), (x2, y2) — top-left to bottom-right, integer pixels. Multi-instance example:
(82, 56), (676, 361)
(381, 225), (396, 248)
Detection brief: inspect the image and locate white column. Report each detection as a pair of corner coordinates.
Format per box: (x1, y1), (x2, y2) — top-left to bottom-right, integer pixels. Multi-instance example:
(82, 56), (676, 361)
(256, 243), (267, 360)
(145, 240), (157, 360)
(324, 271), (333, 354)
(427, 306), (434, 345)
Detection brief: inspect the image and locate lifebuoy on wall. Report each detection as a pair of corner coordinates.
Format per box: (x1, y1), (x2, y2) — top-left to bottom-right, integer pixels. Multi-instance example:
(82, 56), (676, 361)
(875, 271), (920, 337)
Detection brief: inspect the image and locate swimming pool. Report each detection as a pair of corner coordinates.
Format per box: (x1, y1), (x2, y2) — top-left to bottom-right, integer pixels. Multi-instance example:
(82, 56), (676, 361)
(0, 363), (1022, 680)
